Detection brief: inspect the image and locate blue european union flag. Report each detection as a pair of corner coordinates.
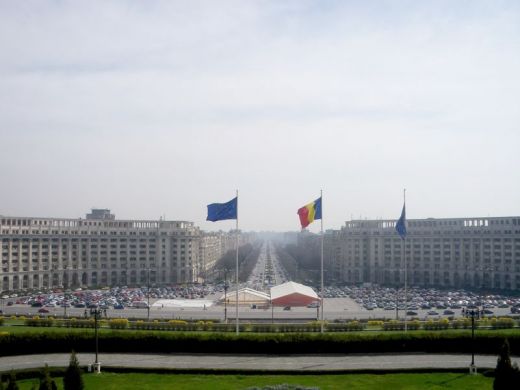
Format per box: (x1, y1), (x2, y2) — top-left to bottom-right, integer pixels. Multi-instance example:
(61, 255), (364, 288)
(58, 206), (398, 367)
(207, 197), (238, 222)
(396, 204), (407, 239)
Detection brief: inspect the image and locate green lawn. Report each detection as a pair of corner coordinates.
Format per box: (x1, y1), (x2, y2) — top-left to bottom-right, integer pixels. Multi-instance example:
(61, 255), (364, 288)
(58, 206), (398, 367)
(13, 372), (493, 390)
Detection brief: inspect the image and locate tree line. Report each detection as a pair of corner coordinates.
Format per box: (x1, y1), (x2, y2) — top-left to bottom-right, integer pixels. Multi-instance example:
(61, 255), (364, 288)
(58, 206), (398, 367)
(213, 241), (262, 283)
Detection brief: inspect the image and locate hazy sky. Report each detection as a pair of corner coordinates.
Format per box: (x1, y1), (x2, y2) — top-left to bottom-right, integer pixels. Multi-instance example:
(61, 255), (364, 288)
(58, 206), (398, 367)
(1, 1), (519, 232)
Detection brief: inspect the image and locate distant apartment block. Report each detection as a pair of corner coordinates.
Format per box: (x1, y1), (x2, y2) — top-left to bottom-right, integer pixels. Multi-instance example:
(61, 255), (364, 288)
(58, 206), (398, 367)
(325, 216), (520, 291)
(0, 209), (236, 291)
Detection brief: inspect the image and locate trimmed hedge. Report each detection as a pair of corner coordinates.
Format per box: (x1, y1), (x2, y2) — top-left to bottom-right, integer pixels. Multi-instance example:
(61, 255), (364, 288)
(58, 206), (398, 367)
(0, 329), (518, 357)
(109, 319), (129, 329)
(62, 319), (96, 328)
(25, 316), (54, 327)
(383, 320), (404, 331)
(452, 318), (472, 329)
(491, 317), (515, 329)
(423, 319), (450, 331)
(0, 316), (4, 326)
(9, 316), (520, 333)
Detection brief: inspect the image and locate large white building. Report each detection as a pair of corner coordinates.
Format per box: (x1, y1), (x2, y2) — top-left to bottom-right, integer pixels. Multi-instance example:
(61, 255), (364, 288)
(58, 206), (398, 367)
(325, 216), (520, 291)
(0, 209), (233, 291)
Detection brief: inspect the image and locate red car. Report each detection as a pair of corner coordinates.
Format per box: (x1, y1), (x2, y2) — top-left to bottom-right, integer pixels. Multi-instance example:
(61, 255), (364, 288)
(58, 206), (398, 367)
(38, 308), (50, 313)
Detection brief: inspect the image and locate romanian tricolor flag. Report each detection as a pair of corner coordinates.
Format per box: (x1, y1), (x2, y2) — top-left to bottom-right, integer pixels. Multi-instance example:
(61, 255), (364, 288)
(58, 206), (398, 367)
(297, 197), (322, 229)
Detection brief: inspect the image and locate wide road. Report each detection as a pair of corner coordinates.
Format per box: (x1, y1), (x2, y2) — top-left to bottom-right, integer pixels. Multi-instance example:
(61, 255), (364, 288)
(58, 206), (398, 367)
(0, 353), (516, 372)
(247, 240), (289, 293)
(1, 297), (514, 321)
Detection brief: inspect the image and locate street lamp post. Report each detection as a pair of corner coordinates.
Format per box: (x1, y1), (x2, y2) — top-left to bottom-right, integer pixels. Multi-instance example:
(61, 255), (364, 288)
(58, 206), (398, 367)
(395, 284), (399, 321)
(465, 308), (480, 375)
(147, 268), (151, 322)
(223, 268), (228, 322)
(63, 293), (68, 318)
(272, 296), (275, 324)
(90, 307), (102, 373)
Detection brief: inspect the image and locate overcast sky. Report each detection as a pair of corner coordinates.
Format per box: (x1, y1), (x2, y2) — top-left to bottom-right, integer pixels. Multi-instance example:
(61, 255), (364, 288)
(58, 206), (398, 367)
(1, 1), (519, 232)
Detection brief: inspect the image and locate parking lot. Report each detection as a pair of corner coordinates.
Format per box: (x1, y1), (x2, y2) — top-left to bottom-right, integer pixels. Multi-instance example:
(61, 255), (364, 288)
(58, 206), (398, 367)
(1, 284), (518, 321)
(2, 239), (519, 321)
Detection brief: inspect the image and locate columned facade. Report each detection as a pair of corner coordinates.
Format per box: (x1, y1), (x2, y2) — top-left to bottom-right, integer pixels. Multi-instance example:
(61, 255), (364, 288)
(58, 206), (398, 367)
(0, 210), (225, 291)
(325, 216), (520, 291)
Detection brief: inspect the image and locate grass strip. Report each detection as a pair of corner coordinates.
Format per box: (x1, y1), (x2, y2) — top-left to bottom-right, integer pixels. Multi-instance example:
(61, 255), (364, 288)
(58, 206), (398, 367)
(12, 372), (493, 390)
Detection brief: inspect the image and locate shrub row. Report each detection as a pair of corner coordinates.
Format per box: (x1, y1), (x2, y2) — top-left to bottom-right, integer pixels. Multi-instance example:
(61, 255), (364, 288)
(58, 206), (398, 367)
(24, 317), (101, 328)
(380, 317), (515, 331)
(61, 319), (97, 328)
(328, 321), (365, 332)
(16, 317), (518, 331)
(452, 318), (472, 329)
(382, 320), (421, 331)
(0, 316), (4, 326)
(0, 330), (518, 356)
(491, 317), (515, 328)
(129, 320), (214, 331)
(25, 316), (54, 327)
(423, 319), (450, 330)
(109, 319), (129, 329)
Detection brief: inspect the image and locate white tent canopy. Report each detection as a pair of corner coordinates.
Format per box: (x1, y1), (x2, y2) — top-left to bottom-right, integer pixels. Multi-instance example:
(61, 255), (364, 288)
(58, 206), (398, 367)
(270, 281), (319, 307)
(219, 287), (270, 306)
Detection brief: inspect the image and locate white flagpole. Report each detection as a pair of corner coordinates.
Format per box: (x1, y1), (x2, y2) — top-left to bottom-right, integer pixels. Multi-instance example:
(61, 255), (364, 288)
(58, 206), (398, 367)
(320, 189), (324, 333)
(235, 189), (240, 335)
(403, 188), (407, 332)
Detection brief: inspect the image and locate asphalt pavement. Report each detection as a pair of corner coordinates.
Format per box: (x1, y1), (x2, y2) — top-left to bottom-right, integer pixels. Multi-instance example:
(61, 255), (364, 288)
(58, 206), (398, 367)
(0, 353), (517, 372)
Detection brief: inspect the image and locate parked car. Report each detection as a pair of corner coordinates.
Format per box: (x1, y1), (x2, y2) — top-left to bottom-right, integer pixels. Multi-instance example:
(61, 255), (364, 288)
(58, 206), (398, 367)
(427, 311), (439, 316)
(406, 311), (417, 316)
(38, 308), (49, 313)
(114, 304), (124, 310)
(443, 310), (455, 315)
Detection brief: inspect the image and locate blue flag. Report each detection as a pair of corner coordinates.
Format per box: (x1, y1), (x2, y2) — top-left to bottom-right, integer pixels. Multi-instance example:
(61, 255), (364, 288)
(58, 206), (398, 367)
(207, 197), (238, 222)
(396, 204), (407, 239)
